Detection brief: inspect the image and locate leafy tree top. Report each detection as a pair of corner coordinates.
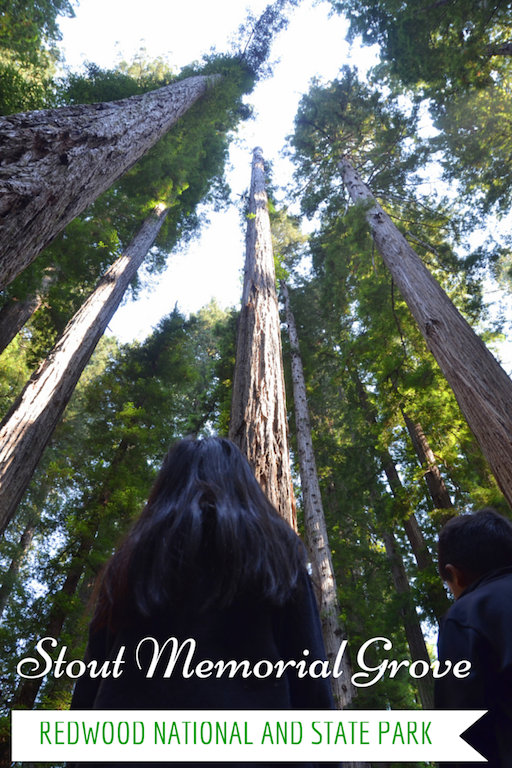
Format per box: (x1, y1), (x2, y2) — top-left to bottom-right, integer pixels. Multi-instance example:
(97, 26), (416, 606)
(328, 0), (512, 97)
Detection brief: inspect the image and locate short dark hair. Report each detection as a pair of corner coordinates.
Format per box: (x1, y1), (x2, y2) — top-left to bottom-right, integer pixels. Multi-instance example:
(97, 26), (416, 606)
(438, 508), (512, 582)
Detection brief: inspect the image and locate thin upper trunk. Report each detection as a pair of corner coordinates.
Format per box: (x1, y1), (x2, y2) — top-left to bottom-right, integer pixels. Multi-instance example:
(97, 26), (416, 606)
(353, 373), (450, 621)
(487, 41), (512, 56)
(229, 147), (295, 528)
(381, 529), (435, 710)
(0, 295), (42, 354)
(9, 437), (132, 710)
(0, 520), (35, 617)
(381, 453), (451, 622)
(0, 273), (54, 355)
(339, 157), (512, 510)
(10, 534), (95, 710)
(281, 281), (356, 710)
(0, 204), (168, 534)
(0, 74), (218, 291)
(401, 408), (455, 517)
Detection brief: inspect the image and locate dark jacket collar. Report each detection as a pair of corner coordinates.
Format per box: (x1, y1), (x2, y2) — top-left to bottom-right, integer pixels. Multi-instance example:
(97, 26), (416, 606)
(457, 564), (512, 600)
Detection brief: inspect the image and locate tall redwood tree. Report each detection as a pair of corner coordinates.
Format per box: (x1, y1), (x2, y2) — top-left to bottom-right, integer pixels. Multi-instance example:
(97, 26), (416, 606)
(229, 147), (295, 528)
(0, 75), (218, 291)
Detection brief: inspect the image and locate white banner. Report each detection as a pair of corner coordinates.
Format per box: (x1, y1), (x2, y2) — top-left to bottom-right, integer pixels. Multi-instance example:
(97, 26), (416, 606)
(11, 709), (487, 762)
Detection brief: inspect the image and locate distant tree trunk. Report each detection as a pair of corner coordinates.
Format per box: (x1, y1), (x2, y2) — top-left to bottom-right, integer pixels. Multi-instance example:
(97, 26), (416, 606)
(352, 373), (450, 621)
(381, 453), (451, 622)
(0, 204), (169, 534)
(0, 75), (218, 291)
(281, 281), (356, 709)
(9, 436), (132, 711)
(401, 408), (455, 517)
(229, 147), (295, 528)
(381, 529), (435, 709)
(0, 274), (54, 354)
(487, 41), (512, 56)
(10, 535), (94, 709)
(0, 295), (41, 353)
(339, 157), (512, 511)
(0, 520), (35, 617)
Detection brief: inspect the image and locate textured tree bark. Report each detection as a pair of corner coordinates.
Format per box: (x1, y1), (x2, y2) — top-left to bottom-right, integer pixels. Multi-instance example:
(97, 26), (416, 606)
(339, 157), (512, 510)
(401, 408), (455, 516)
(0, 204), (169, 534)
(281, 282), (357, 711)
(0, 74), (218, 291)
(0, 520), (35, 617)
(382, 530), (435, 710)
(229, 148), (295, 528)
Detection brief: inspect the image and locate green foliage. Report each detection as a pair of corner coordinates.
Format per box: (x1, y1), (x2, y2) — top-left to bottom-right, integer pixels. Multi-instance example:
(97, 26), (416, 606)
(0, 335), (31, 416)
(329, 0), (512, 97)
(291, 67), (424, 218)
(432, 83), (512, 214)
(0, 0), (74, 64)
(326, 0), (512, 224)
(234, 0), (300, 79)
(0, 0), (75, 114)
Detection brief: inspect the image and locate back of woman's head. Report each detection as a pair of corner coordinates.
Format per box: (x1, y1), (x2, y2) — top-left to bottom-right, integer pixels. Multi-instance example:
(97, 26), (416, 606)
(96, 437), (305, 628)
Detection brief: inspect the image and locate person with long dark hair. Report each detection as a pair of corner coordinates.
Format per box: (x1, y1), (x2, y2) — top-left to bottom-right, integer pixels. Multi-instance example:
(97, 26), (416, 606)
(70, 437), (335, 766)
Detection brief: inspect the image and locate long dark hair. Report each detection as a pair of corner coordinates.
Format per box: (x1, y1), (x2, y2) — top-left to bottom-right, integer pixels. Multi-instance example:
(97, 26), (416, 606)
(93, 437), (306, 630)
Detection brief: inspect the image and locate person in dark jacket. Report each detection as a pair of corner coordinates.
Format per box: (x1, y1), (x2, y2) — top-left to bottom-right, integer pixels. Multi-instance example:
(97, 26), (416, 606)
(70, 437), (336, 767)
(435, 508), (512, 768)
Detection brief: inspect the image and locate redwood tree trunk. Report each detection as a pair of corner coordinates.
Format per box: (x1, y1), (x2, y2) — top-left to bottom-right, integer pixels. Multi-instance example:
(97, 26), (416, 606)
(487, 41), (512, 56)
(0, 204), (168, 533)
(353, 373), (450, 620)
(281, 281), (356, 710)
(11, 540), (93, 709)
(0, 520), (35, 617)
(401, 408), (455, 516)
(0, 295), (42, 354)
(381, 453), (451, 622)
(0, 75), (218, 291)
(229, 147), (295, 528)
(0, 273), (53, 354)
(382, 530), (435, 710)
(339, 157), (512, 510)
(8, 436), (132, 712)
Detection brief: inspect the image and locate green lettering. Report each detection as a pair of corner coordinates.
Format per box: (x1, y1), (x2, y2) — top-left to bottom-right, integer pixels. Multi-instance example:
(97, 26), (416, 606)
(392, 722), (404, 745)
(40, 722), (51, 745)
(244, 722), (253, 744)
(82, 722), (100, 744)
(55, 722), (65, 745)
(379, 721), (390, 744)
(261, 722), (274, 744)
(168, 721), (180, 744)
(311, 721), (322, 745)
(335, 721), (347, 745)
